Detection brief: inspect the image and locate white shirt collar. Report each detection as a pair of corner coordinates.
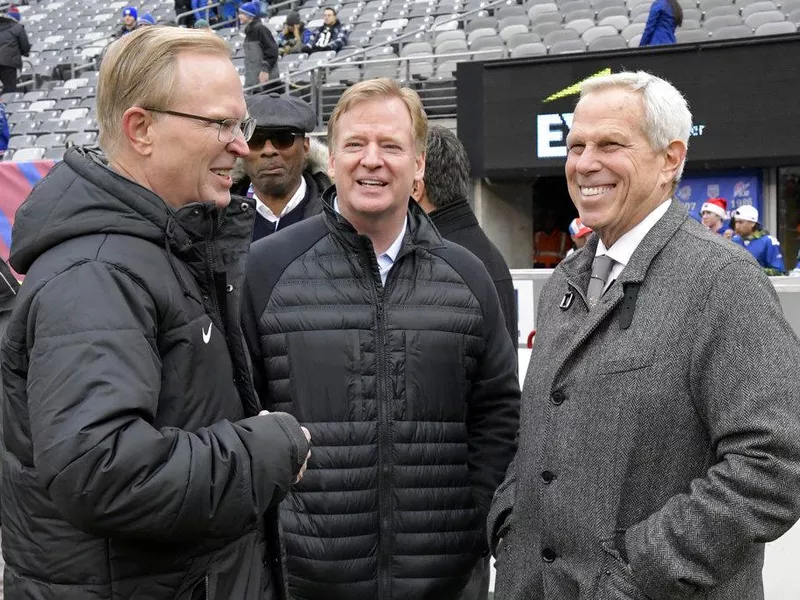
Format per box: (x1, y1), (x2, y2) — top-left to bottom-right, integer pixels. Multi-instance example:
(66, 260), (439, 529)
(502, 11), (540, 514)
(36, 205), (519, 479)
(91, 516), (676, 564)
(253, 176), (307, 224)
(333, 198), (408, 285)
(596, 199), (671, 288)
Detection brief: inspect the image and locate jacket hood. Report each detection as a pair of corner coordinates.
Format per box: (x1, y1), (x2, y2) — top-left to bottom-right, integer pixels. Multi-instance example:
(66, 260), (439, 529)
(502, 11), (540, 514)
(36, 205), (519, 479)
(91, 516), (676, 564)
(232, 137), (330, 185)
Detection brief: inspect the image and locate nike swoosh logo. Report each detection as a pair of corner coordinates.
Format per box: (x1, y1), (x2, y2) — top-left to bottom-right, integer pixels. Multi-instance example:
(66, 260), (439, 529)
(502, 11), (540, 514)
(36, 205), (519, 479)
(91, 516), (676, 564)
(202, 323), (212, 344)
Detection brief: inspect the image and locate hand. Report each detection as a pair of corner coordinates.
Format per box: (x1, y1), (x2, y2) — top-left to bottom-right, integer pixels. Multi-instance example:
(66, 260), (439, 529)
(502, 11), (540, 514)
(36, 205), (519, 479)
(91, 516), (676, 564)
(296, 426), (311, 483)
(258, 71), (269, 84)
(723, 229), (733, 239)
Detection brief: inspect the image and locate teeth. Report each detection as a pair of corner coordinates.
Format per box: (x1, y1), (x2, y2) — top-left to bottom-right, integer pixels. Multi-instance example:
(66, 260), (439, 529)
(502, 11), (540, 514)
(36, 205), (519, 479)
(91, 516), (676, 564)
(581, 185), (613, 196)
(212, 169), (231, 177)
(359, 180), (386, 187)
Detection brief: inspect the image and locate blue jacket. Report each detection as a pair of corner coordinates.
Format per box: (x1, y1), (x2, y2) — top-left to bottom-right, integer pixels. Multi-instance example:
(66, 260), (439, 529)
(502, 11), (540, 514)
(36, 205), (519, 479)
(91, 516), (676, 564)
(640, 0), (678, 46)
(732, 230), (786, 275)
(0, 101), (8, 154)
(191, 0), (218, 20)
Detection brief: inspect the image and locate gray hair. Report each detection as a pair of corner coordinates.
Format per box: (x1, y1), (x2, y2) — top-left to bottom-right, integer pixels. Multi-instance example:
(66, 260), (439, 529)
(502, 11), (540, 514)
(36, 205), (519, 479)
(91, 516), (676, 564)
(580, 71), (692, 181)
(422, 125), (470, 208)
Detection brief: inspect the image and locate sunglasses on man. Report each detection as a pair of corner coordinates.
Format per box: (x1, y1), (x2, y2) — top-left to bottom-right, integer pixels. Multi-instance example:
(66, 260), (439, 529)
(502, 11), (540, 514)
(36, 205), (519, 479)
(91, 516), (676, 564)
(247, 128), (305, 150)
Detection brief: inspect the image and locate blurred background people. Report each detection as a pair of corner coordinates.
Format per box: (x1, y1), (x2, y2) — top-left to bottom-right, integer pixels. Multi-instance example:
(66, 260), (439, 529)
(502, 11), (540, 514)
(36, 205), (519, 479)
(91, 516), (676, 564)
(640, 0), (683, 46)
(731, 205), (786, 275)
(0, 4), (30, 93)
(278, 11), (311, 56)
(566, 217), (592, 256)
(700, 197), (731, 236)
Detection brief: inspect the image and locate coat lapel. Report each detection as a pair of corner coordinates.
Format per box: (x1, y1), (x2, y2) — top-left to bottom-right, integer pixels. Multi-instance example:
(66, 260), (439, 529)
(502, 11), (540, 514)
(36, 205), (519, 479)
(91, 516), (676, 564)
(551, 201), (689, 388)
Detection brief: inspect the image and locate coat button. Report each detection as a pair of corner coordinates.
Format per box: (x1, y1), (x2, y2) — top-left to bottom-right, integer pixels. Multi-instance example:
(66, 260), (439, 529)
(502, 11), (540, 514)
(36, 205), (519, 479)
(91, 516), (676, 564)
(551, 391), (565, 405)
(241, 202), (250, 212)
(226, 284), (234, 293)
(542, 548), (557, 563)
(541, 470), (555, 484)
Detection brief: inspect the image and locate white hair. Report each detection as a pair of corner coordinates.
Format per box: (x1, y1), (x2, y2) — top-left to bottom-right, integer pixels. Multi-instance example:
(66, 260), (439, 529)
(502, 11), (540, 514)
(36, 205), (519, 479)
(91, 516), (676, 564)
(580, 71), (692, 182)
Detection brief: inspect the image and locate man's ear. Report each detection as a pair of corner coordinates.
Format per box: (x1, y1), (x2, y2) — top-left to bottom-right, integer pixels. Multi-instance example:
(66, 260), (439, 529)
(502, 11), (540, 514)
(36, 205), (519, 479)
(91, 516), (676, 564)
(661, 139), (686, 188)
(120, 107), (155, 157)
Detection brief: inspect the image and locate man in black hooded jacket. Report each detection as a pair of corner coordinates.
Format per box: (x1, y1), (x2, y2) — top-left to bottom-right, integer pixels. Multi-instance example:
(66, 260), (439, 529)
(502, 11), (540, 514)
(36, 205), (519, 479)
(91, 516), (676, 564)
(0, 26), (308, 600)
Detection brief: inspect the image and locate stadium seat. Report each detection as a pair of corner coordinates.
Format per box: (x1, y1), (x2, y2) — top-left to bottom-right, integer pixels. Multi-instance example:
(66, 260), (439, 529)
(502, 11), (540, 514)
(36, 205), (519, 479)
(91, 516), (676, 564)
(699, 0), (735, 10)
(507, 31), (543, 49)
(401, 41), (434, 55)
(549, 38), (587, 52)
(36, 133), (67, 148)
(628, 3), (652, 18)
(466, 16), (498, 31)
(435, 60), (458, 77)
(544, 28), (581, 45)
(468, 27), (499, 44)
(597, 5), (629, 18)
(326, 65), (363, 84)
(704, 14), (744, 29)
(599, 14), (630, 28)
(566, 17), (596, 33)
(704, 4), (741, 17)
(471, 35), (505, 58)
(676, 27), (711, 40)
(27, 100), (57, 112)
(435, 30), (467, 45)
(499, 23), (530, 40)
(588, 32), (628, 48)
(711, 23), (754, 35)
(43, 147), (66, 160)
(435, 38), (469, 54)
(780, 0), (800, 13)
(510, 41), (548, 56)
(407, 56), (434, 79)
(682, 7), (703, 19)
(628, 32), (643, 45)
(61, 108), (90, 121)
(621, 22), (645, 39)
(581, 24), (619, 42)
(10, 148), (46, 162)
(680, 18), (702, 28)
(754, 19), (797, 32)
(561, 0), (593, 14)
(532, 21), (564, 36)
(744, 9), (785, 26)
(564, 8), (597, 21)
(527, 3), (559, 20)
(8, 135), (38, 150)
(741, 0), (777, 17)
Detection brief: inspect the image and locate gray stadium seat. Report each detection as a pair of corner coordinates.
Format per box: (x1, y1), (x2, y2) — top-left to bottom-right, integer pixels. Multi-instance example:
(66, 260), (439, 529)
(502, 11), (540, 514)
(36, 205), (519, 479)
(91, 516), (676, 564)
(550, 38), (587, 52)
(744, 9), (785, 27)
(43, 146), (66, 160)
(510, 41), (548, 56)
(740, 0), (777, 18)
(61, 108), (90, 121)
(780, 0), (800, 13)
(500, 23), (531, 40)
(711, 23), (754, 35)
(408, 57), (434, 79)
(436, 39), (469, 54)
(544, 28), (581, 45)
(532, 21), (564, 35)
(497, 5), (528, 18)
(466, 16), (498, 31)
(10, 148), (46, 162)
(435, 60), (458, 77)
(683, 7), (703, 19)
(628, 32), (643, 44)
(434, 30), (467, 45)
(679, 18), (702, 28)
(597, 5), (629, 18)
(593, 0), (626, 9)
(468, 27), (498, 44)
(588, 33), (628, 48)
(699, 0), (735, 9)
(704, 5), (740, 17)
(363, 62), (399, 79)
(326, 65), (362, 83)
(566, 17), (596, 33)
(564, 8), (597, 21)
(599, 14), (630, 28)
(471, 35), (505, 59)
(36, 133), (67, 148)
(628, 3), (652, 18)
(582, 24), (620, 42)
(789, 8), (800, 23)
(675, 27), (712, 40)
(507, 31), (543, 49)
(10, 120), (40, 136)
(54, 98), (81, 111)
(400, 41), (434, 56)
(527, 3), (559, 20)
(8, 135), (38, 150)
(754, 19), (797, 32)
(433, 15), (460, 31)
(621, 22), (645, 38)
(561, 0), (593, 13)
(632, 10), (650, 20)
(498, 15), (531, 29)
(704, 14), (744, 28)
(22, 90), (46, 102)
(27, 100), (57, 112)
(530, 11), (565, 24)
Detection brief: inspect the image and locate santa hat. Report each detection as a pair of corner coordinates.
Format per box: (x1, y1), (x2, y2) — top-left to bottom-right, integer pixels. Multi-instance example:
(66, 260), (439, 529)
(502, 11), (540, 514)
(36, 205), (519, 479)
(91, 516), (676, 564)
(568, 217), (592, 238)
(122, 6), (138, 19)
(700, 197), (727, 220)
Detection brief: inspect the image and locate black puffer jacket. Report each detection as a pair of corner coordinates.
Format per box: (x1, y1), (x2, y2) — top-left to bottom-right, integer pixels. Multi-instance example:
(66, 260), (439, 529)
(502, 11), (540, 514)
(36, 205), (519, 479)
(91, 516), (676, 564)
(0, 16), (30, 70)
(1, 148), (309, 599)
(242, 191), (521, 599)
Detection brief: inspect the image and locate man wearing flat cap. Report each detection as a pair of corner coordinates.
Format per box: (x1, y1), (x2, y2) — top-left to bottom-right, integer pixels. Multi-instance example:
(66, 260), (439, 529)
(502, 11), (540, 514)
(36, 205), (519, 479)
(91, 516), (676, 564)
(233, 93), (331, 241)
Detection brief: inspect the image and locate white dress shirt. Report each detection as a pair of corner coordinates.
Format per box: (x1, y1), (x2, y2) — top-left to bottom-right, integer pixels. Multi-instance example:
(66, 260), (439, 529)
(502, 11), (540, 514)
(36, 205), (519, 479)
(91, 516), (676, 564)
(253, 177), (307, 226)
(333, 199), (407, 285)
(595, 200), (671, 291)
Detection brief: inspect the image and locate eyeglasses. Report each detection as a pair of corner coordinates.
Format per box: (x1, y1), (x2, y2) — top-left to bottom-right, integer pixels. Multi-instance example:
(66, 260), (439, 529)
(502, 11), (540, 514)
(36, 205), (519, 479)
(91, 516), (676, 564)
(143, 107), (256, 144)
(247, 128), (305, 150)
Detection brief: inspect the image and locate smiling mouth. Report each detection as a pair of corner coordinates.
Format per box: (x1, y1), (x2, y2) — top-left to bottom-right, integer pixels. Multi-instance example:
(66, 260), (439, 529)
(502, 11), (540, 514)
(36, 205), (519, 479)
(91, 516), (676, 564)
(357, 179), (388, 188)
(211, 169), (232, 183)
(580, 185), (615, 196)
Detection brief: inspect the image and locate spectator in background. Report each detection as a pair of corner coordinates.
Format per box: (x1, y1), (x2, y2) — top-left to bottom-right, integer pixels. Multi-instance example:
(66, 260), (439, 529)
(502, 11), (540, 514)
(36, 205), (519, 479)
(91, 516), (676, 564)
(232, 93), (330, 241)
(639, 0), (683, 46)
(192, 0), (218, 25)
(566, 216), (592, 256)
(413, 124), (517, 349)
(137, 12), (156, 26)
(302, 7), (349, 54)
(731, 204), (786, 275)
(175, 0), (195, 28)
(241, 78), (520, 600)
(238, 1), (279, 90)
(115, 6), (139, 37)
(700, 196), (732, 236)
(278, 11), (312, 55)
(1, 26), (309, 600)
(0, 90), (9, 158)
(218, 0), (243, 27)
(0, 5), (30, 93)
(532, 209), (569, 267)
(193, 17), (210, 28)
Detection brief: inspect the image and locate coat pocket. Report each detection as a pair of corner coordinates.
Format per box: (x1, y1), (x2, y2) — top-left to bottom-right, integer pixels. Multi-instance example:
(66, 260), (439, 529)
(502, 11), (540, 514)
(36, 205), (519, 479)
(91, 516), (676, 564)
(598, 540), (650, 600)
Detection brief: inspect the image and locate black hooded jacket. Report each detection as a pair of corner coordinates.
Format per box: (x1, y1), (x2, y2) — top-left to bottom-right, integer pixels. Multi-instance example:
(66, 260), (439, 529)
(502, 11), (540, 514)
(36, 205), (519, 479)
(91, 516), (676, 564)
(0, 15), (30, 70)
(241, 189), (521, 599)
(1, 148), (308, 599)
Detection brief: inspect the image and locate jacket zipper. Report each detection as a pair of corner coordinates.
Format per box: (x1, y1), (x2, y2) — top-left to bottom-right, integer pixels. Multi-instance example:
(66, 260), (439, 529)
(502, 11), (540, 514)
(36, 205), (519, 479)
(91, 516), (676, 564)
(363, 243), (392, 600)
(204, 209), (226, 338)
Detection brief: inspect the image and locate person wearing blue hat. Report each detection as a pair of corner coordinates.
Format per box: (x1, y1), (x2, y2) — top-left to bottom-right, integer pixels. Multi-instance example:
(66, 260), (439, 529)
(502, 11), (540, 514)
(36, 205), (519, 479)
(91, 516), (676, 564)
(137, 12), (156, 26)
(238, 1), (279, 91)
(115, 6), (139, 37)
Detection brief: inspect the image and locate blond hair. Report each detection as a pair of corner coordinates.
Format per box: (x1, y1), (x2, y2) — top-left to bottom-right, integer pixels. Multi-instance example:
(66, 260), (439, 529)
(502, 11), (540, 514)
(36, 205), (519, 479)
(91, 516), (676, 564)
(327, 78), (428, 154)
(97, 27), (231, 157)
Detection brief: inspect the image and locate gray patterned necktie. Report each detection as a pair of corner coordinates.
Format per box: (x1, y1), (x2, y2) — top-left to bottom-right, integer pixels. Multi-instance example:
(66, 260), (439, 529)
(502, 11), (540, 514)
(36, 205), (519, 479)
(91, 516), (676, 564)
(586, 255), (615, 308)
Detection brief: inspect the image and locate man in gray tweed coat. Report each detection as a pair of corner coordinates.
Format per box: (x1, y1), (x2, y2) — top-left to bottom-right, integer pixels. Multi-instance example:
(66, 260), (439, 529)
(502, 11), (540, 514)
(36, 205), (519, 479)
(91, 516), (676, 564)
(489, 71), (800, 599)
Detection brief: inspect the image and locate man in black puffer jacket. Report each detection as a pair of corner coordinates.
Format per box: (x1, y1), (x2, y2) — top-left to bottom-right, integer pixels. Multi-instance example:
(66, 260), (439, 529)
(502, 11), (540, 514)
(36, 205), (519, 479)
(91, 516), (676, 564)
(1, 27), (309, 600)
(242, 78), (521, 600)
(0, 7), (30, 93)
